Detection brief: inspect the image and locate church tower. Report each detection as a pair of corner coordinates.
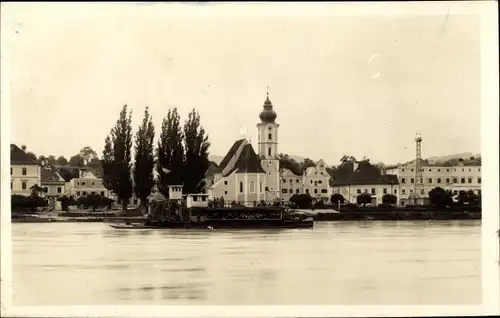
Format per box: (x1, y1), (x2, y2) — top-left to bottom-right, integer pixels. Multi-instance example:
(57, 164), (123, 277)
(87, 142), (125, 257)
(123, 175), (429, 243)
(256, 89), (280, 199)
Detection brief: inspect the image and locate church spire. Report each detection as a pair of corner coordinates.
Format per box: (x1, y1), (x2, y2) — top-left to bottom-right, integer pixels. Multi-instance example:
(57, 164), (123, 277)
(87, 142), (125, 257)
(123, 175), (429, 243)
(259, 87), (277, 123)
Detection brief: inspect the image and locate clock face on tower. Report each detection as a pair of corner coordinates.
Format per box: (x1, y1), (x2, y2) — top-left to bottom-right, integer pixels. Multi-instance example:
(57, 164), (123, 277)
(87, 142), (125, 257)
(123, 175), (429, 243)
(268, 127), (272, 131)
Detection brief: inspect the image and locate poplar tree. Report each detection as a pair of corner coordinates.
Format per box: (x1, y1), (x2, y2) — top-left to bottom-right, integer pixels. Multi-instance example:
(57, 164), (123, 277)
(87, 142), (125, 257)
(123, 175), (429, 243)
(102, 133), (115, 190)
(133, 107), (155, 207)
(156, 107), (185, 198)
(183, 109), (210, 194)
(111, 105), (133, 210)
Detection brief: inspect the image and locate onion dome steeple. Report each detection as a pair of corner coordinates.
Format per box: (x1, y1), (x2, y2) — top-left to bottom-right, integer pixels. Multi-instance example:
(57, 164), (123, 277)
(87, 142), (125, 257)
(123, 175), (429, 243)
(259, 87), (277, 123)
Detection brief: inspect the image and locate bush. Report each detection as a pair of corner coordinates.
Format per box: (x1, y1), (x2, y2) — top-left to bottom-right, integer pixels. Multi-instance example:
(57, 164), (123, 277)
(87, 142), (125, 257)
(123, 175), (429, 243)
(356, 193), (372, 206)
(330, 193), (345, 205)
(428, 187), (453, 208)
(11, 194), (47, 211)
(74, 194), (114, 211)
(382, 194), (397, 205)
(290, 194), (313, 209)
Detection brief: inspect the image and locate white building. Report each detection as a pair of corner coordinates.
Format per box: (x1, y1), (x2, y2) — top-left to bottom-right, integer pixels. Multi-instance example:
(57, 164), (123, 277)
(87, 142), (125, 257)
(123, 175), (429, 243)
(280, 159), (332, 203)
(41, 166), (66, 209)
(65, 170), (109, 198)
(10, 144), (41, 196)
(208, 93), (281, 204)
(330, 159), (399, 205)
(385, 157), (481, 205)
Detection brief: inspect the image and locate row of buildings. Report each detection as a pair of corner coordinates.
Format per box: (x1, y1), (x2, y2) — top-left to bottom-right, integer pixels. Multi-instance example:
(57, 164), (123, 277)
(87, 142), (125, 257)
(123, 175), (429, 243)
(10, 94), (481, 208)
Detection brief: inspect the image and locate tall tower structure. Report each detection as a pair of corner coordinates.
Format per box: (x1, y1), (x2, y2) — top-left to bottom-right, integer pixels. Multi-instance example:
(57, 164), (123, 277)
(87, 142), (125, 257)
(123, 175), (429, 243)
(414, 133), (424, 203)
(256, 88), (280, 199)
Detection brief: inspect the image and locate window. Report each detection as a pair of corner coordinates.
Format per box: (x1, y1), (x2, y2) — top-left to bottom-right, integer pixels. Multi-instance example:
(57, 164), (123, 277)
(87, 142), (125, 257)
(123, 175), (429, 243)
(421, 189), (424, 195)
(91, 191), (96, 195)
(91, 182), (95, 186)
(268, 133), (272, 140)
(402, 169), (405, 172)
(314, 189), (318, 194)
(357, 189), (361, 194)
(371, 188), (376, 194)
(321, 189), (327, 194)
(305, 189), (309, 194)
(289, 179), (293, 183)
(224, 191), (228, 195)
(446, 178), (450, 184)
(437, 178), (441, 184)
(260, 182), (262, 192)
(461, 169), (464, 172)
(420, 178), (423, 184)
(22, 167), (27, 175)
(268, 148), (271, 156)
(239, 181), (243, 193)
(461, 178), (465, 184)
(43, 187), (48, 193)
(468, 178), (472, 184)
(10, 167), (12, 175)
(394, 189), (397, 194)
(446, 169), (449, 172)
(296, 189), (299, 194)
(411, 169), (414, 172)
(265, 186), (269, 191)
(83, 191), (87, 196)
(22, 181), (27, 190)
(77, 182), (80, 186)
(11, 181), (13, 190)
(478, 168), (481, 172)
(453, 177), (458, 183)
(224, 181), (228, 185)
(211, 180), (214, 185)
(478, 177), (481, 184)
(249, 181), (255, 193)
(402, 189), (406, 195)
(296, 179), (299, 183)
(401, 178), (406, 184)
(427, 178), (432, 183)
(383, 188), (387, 194)
(410, 178), (414, 184)
(81, 181), (86, 186)
(101, 191), (105, 196)
(437, 169), (441, 172)
(410, 189), (413, 193)
(469, 168), (471, 172)
(429, 169), (432, 172)
(314, 181), (318, 186)
(453, 190), (458, 195)
(282, 179), (286, 183)
(282, 189), (288, 193)
(76, 191), (81, 196)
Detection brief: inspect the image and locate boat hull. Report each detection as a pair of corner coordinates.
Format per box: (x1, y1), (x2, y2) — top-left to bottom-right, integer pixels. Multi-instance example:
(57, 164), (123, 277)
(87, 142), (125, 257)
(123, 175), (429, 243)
(109, 219), (314, 230)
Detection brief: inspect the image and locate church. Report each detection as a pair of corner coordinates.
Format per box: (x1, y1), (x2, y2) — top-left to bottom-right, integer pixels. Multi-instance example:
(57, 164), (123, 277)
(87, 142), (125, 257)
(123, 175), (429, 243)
(207, 93), (281, 204)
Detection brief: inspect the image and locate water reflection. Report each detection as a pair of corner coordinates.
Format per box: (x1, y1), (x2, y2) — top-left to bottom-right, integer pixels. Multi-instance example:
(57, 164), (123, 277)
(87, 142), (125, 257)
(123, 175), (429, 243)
(12, 221), (481, 306)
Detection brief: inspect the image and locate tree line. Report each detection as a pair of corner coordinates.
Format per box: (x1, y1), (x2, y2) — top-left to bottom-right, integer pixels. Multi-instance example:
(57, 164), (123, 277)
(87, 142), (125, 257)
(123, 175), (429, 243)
(101, 105), (210, 211)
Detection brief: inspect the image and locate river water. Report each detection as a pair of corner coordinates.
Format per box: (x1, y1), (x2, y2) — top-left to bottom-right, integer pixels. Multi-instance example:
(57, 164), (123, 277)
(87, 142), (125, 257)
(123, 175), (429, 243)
(12, 220), (481, 306)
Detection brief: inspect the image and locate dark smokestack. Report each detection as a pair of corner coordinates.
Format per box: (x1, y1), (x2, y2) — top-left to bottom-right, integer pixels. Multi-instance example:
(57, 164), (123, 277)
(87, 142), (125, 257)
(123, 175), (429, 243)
(21, 145), (27, 151)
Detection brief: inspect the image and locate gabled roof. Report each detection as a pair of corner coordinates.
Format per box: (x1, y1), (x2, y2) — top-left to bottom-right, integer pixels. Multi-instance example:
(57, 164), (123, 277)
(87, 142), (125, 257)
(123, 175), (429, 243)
(213, 139), (246, 174)
(281, 168), (301, 177)
(226, 144), (265, 175)
(331, 160), (399, 186)
(10, 144), (38, 165)
(41, 168), (65, 184)
(204, 162), (219, 178)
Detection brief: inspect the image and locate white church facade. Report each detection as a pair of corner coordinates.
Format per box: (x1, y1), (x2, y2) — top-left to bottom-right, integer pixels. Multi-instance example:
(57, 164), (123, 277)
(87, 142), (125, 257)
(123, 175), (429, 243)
(207, 93), (282, 204)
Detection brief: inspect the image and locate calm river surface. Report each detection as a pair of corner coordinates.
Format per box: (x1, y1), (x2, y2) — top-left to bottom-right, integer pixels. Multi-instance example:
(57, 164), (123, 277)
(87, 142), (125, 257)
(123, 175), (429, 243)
(12, 220), (481, 306)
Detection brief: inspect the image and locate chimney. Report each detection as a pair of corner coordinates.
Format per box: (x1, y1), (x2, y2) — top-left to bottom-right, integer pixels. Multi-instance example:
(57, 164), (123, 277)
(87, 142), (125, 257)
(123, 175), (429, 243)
(21, 145), (27, 151)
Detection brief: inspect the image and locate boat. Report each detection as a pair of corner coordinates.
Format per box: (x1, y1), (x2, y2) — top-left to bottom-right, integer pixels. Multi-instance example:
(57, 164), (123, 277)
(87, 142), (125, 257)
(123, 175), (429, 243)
(108, 186), (314, 230)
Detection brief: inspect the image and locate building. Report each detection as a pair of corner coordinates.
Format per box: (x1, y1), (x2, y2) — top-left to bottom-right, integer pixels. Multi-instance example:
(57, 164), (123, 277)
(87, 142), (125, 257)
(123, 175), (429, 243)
(330, 159), (399, 205)
(280, 159), (332, 203)
(385, 157), (481, 206)
(64, 170), (109, 198)
(40, 166), (66, 208)
(10, 144), (41, 196)
(208, 93), (281, 204)
(202, 161), (219, 193)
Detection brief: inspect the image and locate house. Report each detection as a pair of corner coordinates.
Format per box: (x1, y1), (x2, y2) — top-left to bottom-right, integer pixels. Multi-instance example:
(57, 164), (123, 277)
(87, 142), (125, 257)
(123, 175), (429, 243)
(280, 159), (332, 203)
(40, 166), (66, 209)
(65, 170), (109, 198)
(10, 144), (41, 196)
(331, 159), (399, 205)
(202, 161), (219, 193)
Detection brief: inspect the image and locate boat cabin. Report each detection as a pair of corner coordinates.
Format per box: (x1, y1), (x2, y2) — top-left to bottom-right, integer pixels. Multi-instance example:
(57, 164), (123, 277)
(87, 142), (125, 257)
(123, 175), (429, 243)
(186, 194), (210, 208)
(168, 185), (183, 200)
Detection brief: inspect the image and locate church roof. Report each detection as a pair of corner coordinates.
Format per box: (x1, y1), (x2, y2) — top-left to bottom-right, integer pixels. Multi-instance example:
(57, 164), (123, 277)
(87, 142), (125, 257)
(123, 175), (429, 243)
(213, 139), (246, 174)
(226, 144), (266, 175)
(214, 139), (265, 176)
(204, 162), (219, 178)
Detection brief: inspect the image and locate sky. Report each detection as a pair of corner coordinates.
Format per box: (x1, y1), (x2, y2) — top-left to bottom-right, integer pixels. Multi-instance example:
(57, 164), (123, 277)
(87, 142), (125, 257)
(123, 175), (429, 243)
(3, 3), (483, 166)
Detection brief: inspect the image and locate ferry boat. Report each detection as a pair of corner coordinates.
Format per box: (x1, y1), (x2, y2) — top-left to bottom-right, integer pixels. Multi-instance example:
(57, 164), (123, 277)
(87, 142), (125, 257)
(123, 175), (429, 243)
(108, 185), (313, 230)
